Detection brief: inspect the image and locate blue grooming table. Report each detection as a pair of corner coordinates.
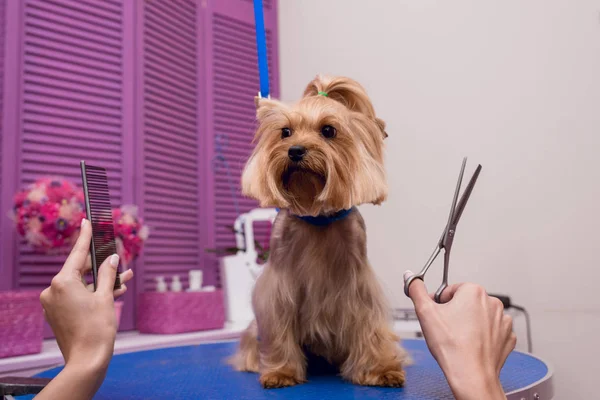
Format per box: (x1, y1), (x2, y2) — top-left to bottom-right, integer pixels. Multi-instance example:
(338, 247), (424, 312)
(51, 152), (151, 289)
(25, 339), (553, 399)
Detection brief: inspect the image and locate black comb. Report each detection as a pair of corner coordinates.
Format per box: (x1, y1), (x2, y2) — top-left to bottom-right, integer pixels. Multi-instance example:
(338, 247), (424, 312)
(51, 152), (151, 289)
(80, 161), (120, 291)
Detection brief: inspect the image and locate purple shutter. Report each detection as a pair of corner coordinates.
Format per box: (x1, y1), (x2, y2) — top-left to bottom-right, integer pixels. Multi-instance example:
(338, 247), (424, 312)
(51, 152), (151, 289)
(0, 0), (7, 289)
(0, 0), (136, 332)
(199, 0), (279, 287)
(136, 0), (202, 292)
(0, 0), (21, 291)
(14, 0), (130, 291)
(0, 0), (4, 201)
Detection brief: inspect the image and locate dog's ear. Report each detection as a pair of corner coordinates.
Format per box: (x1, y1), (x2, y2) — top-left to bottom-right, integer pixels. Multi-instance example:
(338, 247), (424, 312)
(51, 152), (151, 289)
(255, 97), (286, 122)
(304, 75), (387, 139)
(375, 117), (388, 139)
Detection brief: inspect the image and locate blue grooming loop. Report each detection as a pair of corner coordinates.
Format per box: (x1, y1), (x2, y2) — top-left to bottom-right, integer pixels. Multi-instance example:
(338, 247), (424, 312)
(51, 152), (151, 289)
(25, 339), (553, 399)
(253, 0), (270, 98)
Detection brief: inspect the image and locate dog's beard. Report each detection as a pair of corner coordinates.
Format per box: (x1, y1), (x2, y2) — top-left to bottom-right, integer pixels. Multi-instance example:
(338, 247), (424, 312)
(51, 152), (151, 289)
(260, 149), (331, 216)
(259, 147), (366, 216)
(282, 166), (326, 214)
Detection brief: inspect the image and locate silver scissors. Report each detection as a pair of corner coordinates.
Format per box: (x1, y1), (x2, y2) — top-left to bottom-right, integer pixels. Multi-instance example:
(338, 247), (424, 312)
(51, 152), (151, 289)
(404, 158), (482, 303)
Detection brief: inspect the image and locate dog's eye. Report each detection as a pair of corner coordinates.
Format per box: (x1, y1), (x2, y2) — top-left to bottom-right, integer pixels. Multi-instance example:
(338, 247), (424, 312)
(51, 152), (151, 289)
(321, 125), (337, 139)
(281, 127), (292, 139)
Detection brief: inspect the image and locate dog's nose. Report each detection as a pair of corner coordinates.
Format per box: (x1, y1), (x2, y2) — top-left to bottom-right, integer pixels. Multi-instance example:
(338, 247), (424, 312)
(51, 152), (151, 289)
(288, 145), (307, 162)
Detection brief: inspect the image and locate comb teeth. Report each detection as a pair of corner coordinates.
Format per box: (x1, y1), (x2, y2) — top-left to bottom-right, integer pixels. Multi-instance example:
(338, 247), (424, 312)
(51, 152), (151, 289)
(80, 161), (120, 290)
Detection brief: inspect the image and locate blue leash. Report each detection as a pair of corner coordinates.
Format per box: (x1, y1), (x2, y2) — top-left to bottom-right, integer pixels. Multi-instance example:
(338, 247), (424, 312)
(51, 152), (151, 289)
(211, 0), (269, 220)
(208, 0), (269, 252)
(253, 0), (270, 98)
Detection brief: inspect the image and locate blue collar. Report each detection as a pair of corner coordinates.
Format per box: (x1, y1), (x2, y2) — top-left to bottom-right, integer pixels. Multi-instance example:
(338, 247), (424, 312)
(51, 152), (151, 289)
(277, 207), (355, 226)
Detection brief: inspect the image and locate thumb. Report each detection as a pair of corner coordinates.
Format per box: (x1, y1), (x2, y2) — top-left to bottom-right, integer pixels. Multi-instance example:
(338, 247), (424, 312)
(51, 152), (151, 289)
(97, 254), (119, 295)
(404, 270), (433, 310)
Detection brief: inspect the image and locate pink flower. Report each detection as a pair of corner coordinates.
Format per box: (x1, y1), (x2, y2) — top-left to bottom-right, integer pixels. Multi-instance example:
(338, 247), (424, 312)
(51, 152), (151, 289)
(12, 177), (84, 253)
(13, 190), (28, 209)
(45, 178), (75, 203)
(112, 205), (149, 267)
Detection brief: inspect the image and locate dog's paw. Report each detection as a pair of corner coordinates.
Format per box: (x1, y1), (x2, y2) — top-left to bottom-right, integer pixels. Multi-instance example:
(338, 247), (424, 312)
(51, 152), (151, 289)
(372, 369), (406, 387)
(259, 371), (302, 389)
(353, 368), (406, 387)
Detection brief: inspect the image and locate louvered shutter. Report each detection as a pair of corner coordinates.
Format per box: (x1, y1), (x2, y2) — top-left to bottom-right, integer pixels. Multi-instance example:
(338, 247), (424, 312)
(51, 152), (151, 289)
(137, 0), (202, 291)
(0, 0), (7, 289)
(0, 0), (4, 201)
(14, 0), (129, 292)
(199, 0), (279, 287)
(0, 0), (24, 291)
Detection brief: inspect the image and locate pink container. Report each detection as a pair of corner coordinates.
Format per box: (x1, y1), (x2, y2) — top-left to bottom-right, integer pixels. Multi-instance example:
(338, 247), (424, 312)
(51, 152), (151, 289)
(137, 290), (225, 334)
(0, 290), (44, 358)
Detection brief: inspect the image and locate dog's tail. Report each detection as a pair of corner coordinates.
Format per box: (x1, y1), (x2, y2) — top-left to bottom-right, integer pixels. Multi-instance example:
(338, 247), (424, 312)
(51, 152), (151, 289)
(227, 320), (260, 373)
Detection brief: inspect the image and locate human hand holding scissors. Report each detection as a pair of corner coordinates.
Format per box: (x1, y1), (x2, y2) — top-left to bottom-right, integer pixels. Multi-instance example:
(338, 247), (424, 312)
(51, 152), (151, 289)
(404, 158), (482, 303)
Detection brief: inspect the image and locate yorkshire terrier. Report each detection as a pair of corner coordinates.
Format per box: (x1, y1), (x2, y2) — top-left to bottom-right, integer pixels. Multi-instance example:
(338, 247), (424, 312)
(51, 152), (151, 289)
(231, 75), (407, 388)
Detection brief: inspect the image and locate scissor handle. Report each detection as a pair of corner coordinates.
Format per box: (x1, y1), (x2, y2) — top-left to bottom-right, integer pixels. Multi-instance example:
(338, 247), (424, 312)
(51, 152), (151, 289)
(403, 273), (424, 297)
(404, 245), (442, 299)
(434, 241), (452, 304)
(404, 273), (447, 304)
(434, 282), (448, 304)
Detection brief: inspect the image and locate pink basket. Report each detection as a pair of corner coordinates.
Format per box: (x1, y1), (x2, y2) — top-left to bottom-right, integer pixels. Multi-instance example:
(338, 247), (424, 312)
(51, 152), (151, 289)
(137, 290), (225, 334)
(0, 290), (44, 358)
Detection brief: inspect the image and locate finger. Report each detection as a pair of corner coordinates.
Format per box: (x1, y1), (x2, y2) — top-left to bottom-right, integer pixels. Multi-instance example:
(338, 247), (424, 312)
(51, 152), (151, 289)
(500, 332), (517, 369)
(96, 254), (119, 295)
(89, 269), (132, 292)
(454, 282), (488, 302)
(434, 283), (466, 304)
(502, 314), (514, 341)
(113, 284), (128, 298)
(404, 270), (433, 310)
(62, 219), (92, 275)
(82, 254), (92, 274)
(489, 297), (505, 324)
(39, 288), (50, 307)
(507, 332), (517, 354)
(119, 269), (134, 286)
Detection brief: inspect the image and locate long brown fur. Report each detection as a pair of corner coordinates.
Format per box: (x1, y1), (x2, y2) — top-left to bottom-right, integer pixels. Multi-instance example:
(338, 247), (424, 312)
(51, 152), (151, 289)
(230, 75), (407, 388)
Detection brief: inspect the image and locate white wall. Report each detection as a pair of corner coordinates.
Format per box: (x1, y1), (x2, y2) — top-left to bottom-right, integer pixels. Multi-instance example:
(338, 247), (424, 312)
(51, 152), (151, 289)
(279, 1), (600, 398)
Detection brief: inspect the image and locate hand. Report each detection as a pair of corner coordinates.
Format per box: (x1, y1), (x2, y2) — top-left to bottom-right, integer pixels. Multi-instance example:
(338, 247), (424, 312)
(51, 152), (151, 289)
(40, 218), (133, 373)
(404, 271), (515, 400)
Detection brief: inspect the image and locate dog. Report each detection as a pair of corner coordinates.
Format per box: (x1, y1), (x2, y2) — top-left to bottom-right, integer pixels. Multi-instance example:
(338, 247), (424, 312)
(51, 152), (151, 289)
(230, 75), (407, 388)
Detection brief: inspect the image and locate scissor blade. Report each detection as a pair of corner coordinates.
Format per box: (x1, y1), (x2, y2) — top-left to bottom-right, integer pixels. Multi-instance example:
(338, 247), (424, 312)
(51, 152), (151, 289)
(452, 164), (482, 226)
(443, 158), (467, 243)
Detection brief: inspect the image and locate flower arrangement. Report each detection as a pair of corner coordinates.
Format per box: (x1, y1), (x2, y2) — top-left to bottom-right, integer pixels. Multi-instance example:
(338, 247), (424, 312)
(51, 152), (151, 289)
(12, 178), (85, 252)
(112, 205), (149, 267)
(12, 177), (149, 266)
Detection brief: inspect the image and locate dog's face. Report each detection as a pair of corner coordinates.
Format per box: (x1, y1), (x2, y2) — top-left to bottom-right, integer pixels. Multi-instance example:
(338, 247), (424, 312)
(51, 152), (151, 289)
(241, 76), (388, 216)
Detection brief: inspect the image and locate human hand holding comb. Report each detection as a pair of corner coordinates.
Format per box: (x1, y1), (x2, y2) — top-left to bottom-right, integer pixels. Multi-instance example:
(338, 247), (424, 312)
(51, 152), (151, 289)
(36, 219), (134, 400)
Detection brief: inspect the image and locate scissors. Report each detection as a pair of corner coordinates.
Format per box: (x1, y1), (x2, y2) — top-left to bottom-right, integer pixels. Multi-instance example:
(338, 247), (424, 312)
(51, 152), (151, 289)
(404, 157), (482, 303)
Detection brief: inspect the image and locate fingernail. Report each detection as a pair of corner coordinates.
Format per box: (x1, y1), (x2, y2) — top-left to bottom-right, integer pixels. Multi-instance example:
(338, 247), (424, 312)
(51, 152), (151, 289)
(110, 254), (119, 267)
(81, 218), (87, 227)
(403, 270), (414, 282)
